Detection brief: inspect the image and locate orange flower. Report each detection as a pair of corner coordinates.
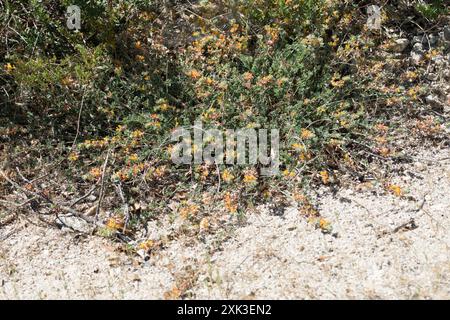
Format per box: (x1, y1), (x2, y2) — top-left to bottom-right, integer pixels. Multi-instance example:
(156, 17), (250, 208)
(388, 184), (403, 197)
(106, 217), (125, 231)
(258, 75), (273, 86)
(179, 203), (199, 219)
(205, 77), (214, 85)
(243, 72), (254, 81)
(164, 286), (181, 300)
(224, 192), (238, 213)
(188, 69), (201, 79)
(301, 129), (314, 139)
(375, 123), (389, 133)
(89, 167), (102, 179)
(378, 147), (390, 157)
(318, 218), (332, 232)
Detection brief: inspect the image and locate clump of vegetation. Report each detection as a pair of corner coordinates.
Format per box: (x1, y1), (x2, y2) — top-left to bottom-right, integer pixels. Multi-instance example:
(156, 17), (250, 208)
(1, 1), (448, 247)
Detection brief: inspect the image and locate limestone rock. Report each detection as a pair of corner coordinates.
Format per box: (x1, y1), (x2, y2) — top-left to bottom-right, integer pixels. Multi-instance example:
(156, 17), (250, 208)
(391, 38), (410, 53)
(410, 51), (423, 65)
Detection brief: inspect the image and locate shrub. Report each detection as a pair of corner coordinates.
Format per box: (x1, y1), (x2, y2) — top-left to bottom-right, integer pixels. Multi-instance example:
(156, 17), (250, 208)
(1, 0), (447, 239)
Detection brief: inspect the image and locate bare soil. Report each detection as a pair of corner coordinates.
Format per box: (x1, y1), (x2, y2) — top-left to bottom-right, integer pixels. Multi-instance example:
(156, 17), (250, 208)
(1, 147), (449, 299)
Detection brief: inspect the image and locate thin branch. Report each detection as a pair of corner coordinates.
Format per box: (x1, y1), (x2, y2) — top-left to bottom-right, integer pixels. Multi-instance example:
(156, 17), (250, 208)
(69, 184), (98, 207)
(115, 181), (130, 232)
(96, 149), (111, 219)
(71, 89), (87, 150)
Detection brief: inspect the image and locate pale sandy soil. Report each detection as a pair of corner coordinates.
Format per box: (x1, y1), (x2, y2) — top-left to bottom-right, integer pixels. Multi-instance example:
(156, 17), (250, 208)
(0, 147), (449, 299)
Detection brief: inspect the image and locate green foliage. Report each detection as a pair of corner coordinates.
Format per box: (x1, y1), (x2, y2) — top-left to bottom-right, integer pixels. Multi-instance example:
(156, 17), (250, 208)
(415, 0), (448, 20)
(1, 0), (447, 237)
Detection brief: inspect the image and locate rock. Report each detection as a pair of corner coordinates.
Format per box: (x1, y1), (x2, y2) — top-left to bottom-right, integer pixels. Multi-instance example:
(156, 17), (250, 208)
(414, 162), (425, 172)
(85, 205), (97, 216)
(431, 55), (445, 65)
(444, 26), (450, 42)
(87, 195), (97, 202)
(412, 36), (424, 44)
(410, 51), (423, 65)
(425, 95), (442, 108)
(58, 216), (92, 233)
(429, 34), (439, 47)
(391, 38), (410, 53)
(426, 73), (438, 81)
(129, 273), (141, 282)
(412, 43), (423, 52)
(411, 36), (427, 45)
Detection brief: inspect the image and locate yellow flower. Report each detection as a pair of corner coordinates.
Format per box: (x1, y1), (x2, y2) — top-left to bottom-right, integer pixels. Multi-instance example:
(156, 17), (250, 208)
(4, 63), (15, 74)
(230, 23), (239, 33)
(330, 77), (345, 88)
(407, 87), (418, 100)
(68, 152), (79, 162)
(135, 55), (145, 62)
(116, 125), (125, 133)
(291, 143), (304, 151)
(388, 184), (403, 197)
(404, 71), (418, 80)
(158, 102), (170, 111)
(199, 217), (209, 231)
(319, 170), (329, 184)
(128, 153), (139, 162)
(132, 130), (144, 139)
(301, 128), (314, 139)
(154, 166), (166, 178)
(283, 169), (296, 178)
(243, 172), (257, 184)
(145, 120), (161, 128)
(138, 240), (155, 251)
(61, 76), (74, 86)
(134, 41), (142, 49)
(299, 151), (312, 161)
(221, 169), (234, 183)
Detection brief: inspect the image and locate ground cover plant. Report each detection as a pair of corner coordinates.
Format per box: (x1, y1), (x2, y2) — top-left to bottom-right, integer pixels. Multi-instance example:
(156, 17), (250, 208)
(1, 1), (449, 252)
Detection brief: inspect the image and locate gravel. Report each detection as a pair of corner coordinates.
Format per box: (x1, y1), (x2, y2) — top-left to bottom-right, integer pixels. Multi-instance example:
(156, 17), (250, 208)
(1, 147), (449, 299)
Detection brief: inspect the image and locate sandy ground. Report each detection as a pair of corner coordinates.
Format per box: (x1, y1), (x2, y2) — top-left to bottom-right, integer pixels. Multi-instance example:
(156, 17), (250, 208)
(0, 147), (449, 299)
